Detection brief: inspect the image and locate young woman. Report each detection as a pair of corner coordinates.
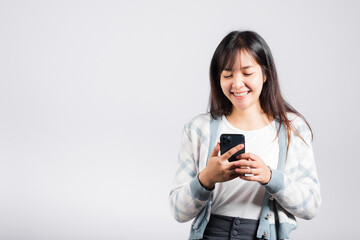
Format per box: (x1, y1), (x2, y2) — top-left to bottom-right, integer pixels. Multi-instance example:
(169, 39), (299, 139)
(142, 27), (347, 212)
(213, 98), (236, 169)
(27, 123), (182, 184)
(169, 30), (321, 240)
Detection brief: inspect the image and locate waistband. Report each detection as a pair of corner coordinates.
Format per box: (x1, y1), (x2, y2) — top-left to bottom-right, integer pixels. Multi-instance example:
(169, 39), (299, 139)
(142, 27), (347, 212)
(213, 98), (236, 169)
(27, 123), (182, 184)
(203, 214), (261, 240)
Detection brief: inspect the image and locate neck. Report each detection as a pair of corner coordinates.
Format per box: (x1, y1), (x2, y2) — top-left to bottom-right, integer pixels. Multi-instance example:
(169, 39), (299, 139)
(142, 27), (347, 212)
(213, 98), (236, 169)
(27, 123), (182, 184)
(226, 106), (272, 131)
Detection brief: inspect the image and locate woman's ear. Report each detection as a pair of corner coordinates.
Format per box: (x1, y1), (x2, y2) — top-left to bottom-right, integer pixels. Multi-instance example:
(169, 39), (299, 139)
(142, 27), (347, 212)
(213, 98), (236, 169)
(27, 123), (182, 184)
(263, 75), (267, 83)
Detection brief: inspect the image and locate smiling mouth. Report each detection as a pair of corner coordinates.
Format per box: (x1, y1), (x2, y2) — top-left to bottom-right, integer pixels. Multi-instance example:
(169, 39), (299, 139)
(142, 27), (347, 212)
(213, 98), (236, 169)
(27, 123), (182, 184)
(233, 92), (249, 97)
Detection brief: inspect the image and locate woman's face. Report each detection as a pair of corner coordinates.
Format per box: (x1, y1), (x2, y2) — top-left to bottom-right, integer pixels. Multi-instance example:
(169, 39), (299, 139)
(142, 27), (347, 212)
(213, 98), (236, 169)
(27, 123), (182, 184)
(220, 50), (266, 113)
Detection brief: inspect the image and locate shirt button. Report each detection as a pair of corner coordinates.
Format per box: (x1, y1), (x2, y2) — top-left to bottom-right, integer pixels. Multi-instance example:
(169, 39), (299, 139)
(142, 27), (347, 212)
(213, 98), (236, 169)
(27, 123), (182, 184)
(232, 230), (238, 236)
(265, 214), (271, 220)
(235, 219), (241, 225)
(269, 196), (275, 201)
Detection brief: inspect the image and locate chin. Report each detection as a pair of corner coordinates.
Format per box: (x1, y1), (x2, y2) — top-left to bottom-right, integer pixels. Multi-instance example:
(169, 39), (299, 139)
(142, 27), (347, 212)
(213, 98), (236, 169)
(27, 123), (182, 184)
(233, 104), (250, 111)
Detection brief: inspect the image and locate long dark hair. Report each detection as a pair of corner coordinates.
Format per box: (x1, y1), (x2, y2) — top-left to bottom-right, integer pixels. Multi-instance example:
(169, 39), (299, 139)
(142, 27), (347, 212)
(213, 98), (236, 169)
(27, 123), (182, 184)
(209, 30), (312, 145)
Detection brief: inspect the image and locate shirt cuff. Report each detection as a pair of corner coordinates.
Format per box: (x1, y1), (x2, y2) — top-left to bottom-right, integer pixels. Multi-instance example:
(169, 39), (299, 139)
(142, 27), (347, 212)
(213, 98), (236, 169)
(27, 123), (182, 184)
(263, 168), (285, 194)
(189, 173), (213, 201)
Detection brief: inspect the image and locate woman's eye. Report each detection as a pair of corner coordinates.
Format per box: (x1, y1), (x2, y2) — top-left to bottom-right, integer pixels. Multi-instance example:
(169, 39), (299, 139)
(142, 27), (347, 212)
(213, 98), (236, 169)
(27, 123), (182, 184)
(243, 73), (253, 76)
(223, 75), (232, 79)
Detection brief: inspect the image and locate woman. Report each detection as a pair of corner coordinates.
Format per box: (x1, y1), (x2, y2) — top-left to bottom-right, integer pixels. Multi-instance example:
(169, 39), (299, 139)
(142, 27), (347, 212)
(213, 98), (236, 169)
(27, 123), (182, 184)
(169, 30), (321, 240)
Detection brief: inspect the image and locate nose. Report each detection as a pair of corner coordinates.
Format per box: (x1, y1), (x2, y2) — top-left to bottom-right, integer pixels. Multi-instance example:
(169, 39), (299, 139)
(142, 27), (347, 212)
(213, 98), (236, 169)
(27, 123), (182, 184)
(232, 74), (245, 89)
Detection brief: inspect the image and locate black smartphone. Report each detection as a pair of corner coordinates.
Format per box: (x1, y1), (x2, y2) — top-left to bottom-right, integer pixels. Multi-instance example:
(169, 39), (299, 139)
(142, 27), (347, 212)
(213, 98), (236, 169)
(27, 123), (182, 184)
(220, 134), (245, 162)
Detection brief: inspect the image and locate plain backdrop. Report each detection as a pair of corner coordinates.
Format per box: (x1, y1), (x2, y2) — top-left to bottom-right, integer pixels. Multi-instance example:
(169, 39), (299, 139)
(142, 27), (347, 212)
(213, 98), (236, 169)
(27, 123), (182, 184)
(1, 0), (360, 239)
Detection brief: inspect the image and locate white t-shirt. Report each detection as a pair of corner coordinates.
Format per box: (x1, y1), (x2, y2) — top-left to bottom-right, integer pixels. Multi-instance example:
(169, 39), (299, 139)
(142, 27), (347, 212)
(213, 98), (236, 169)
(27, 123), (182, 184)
(211, 116), (279, 219)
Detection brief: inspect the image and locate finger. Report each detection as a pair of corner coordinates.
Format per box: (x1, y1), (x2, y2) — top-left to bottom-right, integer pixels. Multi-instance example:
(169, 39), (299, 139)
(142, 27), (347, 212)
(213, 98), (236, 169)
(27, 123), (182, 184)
(231, 160), (242, 168)
(227, 163), (239, 170)
(210, 142), (220, 157)
(221, 144), (244, 161)
(239, 175), (259, 182)
(236, 167), (260, 175)
(227, 160), (243, 170)
(237, 159), (257, 168)
(237, 152), (259, 161)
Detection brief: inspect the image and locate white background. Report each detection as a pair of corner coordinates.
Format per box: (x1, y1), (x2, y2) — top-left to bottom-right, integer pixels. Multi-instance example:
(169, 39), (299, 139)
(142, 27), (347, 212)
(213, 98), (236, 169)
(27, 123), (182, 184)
(1, 1), (359, 239)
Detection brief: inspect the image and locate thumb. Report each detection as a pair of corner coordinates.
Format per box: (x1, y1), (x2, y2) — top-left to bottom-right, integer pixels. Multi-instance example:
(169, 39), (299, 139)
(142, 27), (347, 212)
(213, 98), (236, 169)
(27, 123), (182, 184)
(210, 142), (220, 157)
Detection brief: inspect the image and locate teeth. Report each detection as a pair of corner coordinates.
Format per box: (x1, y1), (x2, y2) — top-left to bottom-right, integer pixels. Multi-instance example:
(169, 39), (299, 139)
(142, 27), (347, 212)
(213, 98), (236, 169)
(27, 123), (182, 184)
(234, 92), (248, 97)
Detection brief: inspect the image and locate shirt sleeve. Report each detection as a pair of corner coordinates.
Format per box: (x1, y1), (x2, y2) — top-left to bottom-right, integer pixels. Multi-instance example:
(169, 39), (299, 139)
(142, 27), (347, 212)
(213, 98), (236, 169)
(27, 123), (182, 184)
(264, 116), (322, 220)
(169, 123), (212, 223)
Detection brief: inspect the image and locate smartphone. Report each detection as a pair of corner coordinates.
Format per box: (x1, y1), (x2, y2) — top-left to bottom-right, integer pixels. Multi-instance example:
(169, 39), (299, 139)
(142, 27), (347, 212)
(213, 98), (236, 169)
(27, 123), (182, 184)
(220, 134), (245, 162)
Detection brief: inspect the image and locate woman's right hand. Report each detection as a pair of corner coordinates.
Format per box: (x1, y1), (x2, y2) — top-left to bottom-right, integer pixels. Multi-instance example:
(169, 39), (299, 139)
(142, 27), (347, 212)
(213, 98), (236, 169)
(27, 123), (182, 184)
(198, 143), (244, 190)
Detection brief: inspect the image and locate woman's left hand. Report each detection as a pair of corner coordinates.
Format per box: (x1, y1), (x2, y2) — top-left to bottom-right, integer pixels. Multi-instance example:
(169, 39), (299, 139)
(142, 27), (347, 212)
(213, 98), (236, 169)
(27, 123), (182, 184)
(234, 153), (272, 184)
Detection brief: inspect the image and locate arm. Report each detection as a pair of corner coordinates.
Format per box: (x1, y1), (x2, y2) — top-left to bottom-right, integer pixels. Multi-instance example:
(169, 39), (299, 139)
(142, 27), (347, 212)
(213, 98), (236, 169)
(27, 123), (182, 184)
(169, 123), (244, 222)
(169, 124), (213, 223)
(264, 120), (321, 220)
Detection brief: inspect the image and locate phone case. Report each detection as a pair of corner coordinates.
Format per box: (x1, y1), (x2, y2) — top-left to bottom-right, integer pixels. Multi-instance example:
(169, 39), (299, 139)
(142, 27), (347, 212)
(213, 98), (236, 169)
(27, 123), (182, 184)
(220, 134), (245, 162)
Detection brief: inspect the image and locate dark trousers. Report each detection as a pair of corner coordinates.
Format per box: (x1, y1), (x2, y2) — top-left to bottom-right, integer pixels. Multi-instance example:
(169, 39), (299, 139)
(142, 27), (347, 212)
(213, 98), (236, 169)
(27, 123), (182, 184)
(201, 214), (264, 240)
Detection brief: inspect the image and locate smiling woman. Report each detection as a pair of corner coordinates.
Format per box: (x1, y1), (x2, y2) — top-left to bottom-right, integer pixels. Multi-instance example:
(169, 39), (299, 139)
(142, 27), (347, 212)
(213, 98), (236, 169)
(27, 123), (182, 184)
(169, 31), (321, 240)
(220, 50), (266, 121)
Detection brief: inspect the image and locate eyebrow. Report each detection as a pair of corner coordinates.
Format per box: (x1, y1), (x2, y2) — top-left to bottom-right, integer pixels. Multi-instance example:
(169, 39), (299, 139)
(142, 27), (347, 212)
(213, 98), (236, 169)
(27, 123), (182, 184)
(223, 65), (254, 71)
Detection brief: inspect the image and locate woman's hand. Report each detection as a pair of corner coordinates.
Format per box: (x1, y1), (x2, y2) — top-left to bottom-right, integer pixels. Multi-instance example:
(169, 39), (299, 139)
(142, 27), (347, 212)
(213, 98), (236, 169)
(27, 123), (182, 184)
(234, 153), (272, 184)
(198, 143), (244, 189)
